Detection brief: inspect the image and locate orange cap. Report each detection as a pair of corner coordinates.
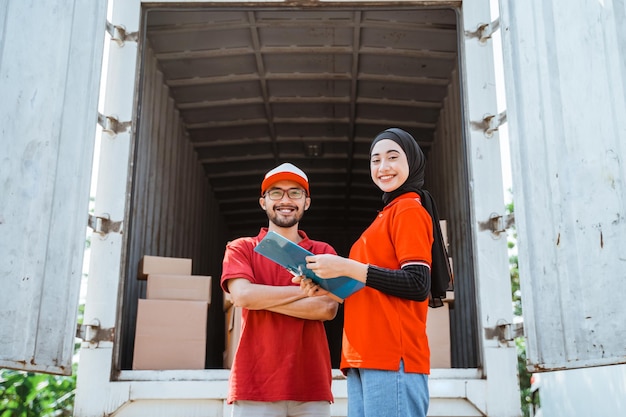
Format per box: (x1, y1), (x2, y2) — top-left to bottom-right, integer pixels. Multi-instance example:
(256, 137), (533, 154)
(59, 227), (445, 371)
(261, 163), (310, 195)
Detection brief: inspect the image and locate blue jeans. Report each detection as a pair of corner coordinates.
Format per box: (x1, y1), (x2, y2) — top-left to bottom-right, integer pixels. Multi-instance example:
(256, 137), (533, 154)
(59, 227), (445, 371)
(346, 360), (429, 417)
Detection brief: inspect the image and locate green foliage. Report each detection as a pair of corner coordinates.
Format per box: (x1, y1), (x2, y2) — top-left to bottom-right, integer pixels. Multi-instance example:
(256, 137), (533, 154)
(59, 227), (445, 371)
(515, 338), (532, 417)
(506, 199), (522, 316)
(0, 369), (76, 417)
(506, 197), (539, 416)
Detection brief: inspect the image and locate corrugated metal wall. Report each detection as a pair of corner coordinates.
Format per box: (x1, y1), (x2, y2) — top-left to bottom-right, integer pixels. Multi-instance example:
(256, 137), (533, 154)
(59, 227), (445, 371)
(426, 67), (479, 368)
(119, 44), (229, 370)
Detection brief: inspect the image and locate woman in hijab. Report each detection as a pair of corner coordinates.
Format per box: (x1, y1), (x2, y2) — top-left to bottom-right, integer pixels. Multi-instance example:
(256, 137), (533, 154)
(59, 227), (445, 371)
(296, 127), (451, 417)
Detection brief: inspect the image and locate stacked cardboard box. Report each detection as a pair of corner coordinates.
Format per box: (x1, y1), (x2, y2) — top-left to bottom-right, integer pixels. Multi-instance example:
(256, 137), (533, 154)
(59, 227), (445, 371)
(133, 298), (208, 370)
(137, 255), (192, 280)
(426, 220), (454, 368)
(426, 293), (453, 368)
(132, 255), (212, 370)
(146, 274), (212, 301)
(222, 292), (241, 369)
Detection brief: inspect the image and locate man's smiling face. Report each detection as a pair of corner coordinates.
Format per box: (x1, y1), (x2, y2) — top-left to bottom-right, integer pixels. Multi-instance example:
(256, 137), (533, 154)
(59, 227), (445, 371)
(259, 180), (310, 228)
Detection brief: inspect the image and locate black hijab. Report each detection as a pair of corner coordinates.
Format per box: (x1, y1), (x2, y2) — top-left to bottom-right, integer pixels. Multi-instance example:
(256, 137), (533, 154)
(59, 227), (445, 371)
(370, 128), (453, 307)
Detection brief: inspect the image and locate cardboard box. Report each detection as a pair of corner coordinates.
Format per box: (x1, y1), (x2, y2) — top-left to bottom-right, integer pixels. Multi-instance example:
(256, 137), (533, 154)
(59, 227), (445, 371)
(138, 255), (192, 280)
(447, 257), (455, 291)
(427, 301), (451, 368)
(132, 299), (207, 370)
(146, 274), (212, 302)
(440, 220), (449, 250)
(223, 305), (242, 369)
(223, 291), (233, 311)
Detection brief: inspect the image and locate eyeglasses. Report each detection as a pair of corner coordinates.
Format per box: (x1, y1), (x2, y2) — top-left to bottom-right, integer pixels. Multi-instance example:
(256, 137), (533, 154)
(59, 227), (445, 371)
(265, 188), (307, 200)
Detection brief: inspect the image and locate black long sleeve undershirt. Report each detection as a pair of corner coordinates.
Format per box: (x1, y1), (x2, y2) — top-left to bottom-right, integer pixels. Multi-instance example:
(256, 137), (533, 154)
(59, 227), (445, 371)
(365, 264), (431, 302)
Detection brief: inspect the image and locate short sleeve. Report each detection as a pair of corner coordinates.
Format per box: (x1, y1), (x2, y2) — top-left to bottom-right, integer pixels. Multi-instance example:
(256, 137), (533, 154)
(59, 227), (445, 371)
(389, 199), (433, 266)
(220, 238), (257, 292)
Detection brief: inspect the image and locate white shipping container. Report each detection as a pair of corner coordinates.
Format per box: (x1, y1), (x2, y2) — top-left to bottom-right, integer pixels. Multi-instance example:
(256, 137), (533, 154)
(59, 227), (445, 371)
(1, 0), (625, 416)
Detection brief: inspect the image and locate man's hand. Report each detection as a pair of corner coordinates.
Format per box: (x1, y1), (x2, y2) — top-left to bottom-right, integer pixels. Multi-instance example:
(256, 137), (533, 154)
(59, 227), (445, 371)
(292, 276), (330, 297)
(292, 275), (344, 303)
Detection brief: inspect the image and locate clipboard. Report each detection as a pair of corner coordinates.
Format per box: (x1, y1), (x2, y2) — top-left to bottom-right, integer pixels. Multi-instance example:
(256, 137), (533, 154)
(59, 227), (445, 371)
(254, 231), (365, 301)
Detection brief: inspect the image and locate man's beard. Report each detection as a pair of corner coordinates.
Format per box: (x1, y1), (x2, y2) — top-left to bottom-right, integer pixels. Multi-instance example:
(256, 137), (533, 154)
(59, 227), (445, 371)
(266, 208), (303, 228)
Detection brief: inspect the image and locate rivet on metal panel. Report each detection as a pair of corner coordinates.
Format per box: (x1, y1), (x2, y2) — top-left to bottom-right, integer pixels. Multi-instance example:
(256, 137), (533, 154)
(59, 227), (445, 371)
(97, 113), (132, 137)
(105, 21), (139, 47)
(88, 213), (123, 236)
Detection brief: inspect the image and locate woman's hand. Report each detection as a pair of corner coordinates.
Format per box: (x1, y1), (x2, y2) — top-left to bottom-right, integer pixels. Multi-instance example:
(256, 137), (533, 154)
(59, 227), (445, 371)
(305, 254), (368, 283)
(305, 254), (345, 278)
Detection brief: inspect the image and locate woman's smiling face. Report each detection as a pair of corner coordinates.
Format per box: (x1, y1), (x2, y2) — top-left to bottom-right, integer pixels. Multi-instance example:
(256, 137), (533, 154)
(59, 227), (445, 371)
(370, 139), (409, 193)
